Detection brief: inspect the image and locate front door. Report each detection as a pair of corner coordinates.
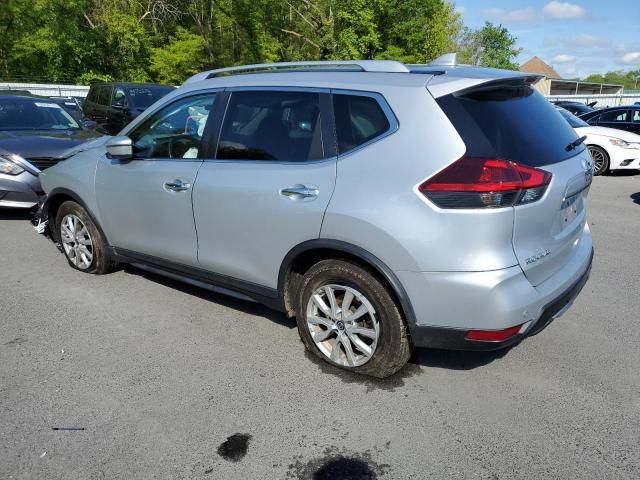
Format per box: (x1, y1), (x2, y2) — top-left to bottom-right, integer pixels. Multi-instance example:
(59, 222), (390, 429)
(193, 89), (336, 288)
(95, 92), (217, 266)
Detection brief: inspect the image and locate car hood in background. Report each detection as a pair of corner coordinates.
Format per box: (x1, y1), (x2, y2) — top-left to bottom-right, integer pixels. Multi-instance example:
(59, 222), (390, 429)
(0, 129), (103, 159)
(575, 126), (640, 143)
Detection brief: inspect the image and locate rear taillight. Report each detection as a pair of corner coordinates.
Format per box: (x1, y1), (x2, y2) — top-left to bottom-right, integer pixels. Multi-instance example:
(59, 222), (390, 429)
(419, 157), (552, 209)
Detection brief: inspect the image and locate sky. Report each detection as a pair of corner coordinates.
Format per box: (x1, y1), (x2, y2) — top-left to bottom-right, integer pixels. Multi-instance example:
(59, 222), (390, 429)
(455, 0), (640, 79)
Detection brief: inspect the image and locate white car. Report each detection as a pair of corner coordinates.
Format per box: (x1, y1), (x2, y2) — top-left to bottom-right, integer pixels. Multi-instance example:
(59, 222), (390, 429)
(556, 107), (640, 175)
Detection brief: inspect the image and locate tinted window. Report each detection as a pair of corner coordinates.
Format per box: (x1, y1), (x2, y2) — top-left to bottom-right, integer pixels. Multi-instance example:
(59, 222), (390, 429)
(334, 94), (390, 154)
(97, 86), (112, 106)
(217, 91), (323, 161)
(557, 108), (589, 128)
(0, 98), (79, 131)
(129, 94), (216, 159)
(113, 87), (127, 107)
(127, 86), (175, 109)
(437, 81), (584, 167)
(598, 110), (627, 122)
(631, 110), (640, 122)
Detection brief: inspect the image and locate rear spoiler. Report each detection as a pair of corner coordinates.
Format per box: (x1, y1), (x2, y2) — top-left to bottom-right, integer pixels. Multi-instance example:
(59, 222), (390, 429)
(427, 68), (543, 98)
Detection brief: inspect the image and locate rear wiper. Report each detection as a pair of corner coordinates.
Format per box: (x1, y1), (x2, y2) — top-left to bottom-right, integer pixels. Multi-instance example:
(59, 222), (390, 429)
(565, 135), (587, 152)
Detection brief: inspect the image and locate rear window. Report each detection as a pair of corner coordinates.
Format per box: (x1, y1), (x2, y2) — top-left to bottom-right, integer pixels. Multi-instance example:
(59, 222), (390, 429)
(437, 81), (584, 166)
(334, 94), (390, 154)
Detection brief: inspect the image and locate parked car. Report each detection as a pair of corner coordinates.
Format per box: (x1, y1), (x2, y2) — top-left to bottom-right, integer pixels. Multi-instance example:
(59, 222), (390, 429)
(556, 107), (640, 175)
(580, 106), (640, 135)
(34, 59), (593, 377)
(83, 82), (175, 135)
(551, 100), (596, 116)
(0, 94), (102, 208)
(0, 90), (85, 122)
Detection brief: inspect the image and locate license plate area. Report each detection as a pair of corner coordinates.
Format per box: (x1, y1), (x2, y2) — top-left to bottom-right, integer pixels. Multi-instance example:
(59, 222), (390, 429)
(560, 191), (581, 225)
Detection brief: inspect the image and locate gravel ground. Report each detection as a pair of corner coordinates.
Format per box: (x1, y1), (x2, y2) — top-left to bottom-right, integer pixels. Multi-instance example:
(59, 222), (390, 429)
(1, 172), (639, 479)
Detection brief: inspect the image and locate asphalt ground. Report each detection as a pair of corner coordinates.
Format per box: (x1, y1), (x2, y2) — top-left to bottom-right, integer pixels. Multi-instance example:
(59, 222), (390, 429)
(1, 171), (639, 479)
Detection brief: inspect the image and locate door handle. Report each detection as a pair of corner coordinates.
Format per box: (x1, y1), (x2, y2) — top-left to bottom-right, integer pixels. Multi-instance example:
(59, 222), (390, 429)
(164, 179), (191, 192)
(280, 185), (319, 200)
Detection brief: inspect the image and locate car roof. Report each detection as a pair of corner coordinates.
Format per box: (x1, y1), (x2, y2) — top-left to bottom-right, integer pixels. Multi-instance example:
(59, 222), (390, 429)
(180, 61), (538, 99)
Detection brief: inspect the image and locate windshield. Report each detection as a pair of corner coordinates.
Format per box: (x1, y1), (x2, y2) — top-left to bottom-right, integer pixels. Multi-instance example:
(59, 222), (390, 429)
(127, 86), (174, 109)
(0, 98), (80, 131)
(556, 107), (589, 128)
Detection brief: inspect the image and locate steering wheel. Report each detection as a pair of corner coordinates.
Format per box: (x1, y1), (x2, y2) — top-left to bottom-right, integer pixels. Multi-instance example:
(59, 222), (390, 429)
(168, 135), (199, 158)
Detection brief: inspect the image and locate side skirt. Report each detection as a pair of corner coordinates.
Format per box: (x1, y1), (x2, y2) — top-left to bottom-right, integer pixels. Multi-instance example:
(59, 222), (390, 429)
(113, 248), (284, 311)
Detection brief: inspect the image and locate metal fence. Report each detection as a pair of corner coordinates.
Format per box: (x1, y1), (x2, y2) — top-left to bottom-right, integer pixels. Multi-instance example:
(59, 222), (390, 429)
(546, 93), (640, 108)
(0, 82), (89, 98)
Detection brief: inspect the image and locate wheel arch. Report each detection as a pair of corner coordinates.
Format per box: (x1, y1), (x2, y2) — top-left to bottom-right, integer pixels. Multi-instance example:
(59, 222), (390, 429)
(278, 239), (417, 333)
(44, 188), (111, 246)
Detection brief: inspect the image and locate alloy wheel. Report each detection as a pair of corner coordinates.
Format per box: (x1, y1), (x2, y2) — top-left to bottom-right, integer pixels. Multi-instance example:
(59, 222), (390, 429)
(60, 214), (94, 270)
(588, 146), (606, 174)
(305, 284), (379, 367)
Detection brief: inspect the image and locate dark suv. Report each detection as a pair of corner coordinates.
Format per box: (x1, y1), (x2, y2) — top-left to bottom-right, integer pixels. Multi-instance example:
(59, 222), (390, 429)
(83, 83), (175, 135)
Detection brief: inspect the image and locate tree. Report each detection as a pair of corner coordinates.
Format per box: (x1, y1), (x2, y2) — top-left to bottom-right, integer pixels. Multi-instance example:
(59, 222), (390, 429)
(422, 1), (462, 63)
(151, 27), (207, 84)
(459, 22), (521, 70)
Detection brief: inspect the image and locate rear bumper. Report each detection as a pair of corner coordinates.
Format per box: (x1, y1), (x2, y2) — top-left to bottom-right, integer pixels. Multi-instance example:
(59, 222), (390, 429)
(398, 224), (593, 350)
(410, 248), (593, 350)
(0, 171), (42, 209)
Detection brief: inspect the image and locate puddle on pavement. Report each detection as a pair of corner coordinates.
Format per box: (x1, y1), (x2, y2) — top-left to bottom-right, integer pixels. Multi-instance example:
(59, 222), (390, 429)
(303, 349), (422, 392)
(217, 433), (252, 462)
(287, 447), (390, 479)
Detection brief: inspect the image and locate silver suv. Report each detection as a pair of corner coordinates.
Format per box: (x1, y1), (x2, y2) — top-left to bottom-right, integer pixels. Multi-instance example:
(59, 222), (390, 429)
(35, 58), (594, 378)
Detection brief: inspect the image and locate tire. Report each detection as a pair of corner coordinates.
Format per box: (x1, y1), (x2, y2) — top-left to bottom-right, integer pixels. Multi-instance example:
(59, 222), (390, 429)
(55, 201), (118, 274)
(296, 259), (411, 378)
(588, 145), (609, 176)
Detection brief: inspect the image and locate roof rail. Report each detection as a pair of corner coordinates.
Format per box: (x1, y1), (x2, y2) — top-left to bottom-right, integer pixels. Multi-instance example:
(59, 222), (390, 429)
(183, 60), (410, 84)
(428, 53), (458, 67)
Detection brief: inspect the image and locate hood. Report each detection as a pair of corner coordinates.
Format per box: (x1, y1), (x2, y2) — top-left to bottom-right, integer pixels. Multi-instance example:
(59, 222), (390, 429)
(0, 129), (103, 159)
(575, 125), (640, 144)
(60, 134), (112, 159)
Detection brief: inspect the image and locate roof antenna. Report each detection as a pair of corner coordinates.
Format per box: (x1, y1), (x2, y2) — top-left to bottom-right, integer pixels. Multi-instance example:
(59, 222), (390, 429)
(429, 53), (457, 67)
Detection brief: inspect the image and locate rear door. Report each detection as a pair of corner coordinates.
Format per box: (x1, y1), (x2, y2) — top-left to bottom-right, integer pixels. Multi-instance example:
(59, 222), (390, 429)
(596, 109), (630, 131)
(192, 88), (336, 289)
(437, 80), (592, 286)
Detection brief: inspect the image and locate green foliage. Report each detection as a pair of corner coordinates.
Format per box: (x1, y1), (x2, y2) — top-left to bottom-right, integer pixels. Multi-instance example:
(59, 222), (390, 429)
(0, 0), (530, 84)
(151, 28), (206, 85)
(457, 22), (521, 70)
(584, 70), (640, 89)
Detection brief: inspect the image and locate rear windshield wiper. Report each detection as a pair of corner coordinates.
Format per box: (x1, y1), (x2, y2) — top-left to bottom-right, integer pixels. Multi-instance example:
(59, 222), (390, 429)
(565, 135), (587, 152)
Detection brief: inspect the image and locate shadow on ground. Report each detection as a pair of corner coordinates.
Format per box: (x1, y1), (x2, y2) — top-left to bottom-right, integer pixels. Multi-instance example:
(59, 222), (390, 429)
(631, 192), (640, 205)
(123, 265), (509, 391)
(0, 208), (32, 220)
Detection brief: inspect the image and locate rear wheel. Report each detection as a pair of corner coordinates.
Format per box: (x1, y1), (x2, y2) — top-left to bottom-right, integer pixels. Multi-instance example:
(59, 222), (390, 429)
(588, 145), (609, 176)
(296, 259), (411, 378)
(56, 201), (118, 274)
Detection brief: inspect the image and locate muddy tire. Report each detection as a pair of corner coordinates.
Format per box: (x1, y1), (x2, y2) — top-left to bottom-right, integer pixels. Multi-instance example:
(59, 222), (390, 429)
(55, 201), (118, 274)
(296, 259), (411, 378)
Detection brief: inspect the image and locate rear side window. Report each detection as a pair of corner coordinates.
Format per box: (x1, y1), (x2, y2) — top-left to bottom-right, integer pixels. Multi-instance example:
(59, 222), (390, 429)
(437, 81), (584, 166)
(333, 94), (390, 154)
(97, 86), (112, 106)
(217, 90), (323, 162)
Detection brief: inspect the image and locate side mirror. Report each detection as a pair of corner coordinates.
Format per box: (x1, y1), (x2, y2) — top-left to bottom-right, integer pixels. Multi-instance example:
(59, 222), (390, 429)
(81, 118), (98, 130)
(105, 135), (133, 159)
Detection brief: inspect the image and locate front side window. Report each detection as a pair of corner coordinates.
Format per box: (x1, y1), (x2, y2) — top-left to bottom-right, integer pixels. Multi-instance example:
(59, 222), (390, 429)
(129, 93), (216, 159)
(333, 94), (391, 154)
(632, 110), (640, 123)
(127, 86), (175, 109)
(217, 91), (323, 161)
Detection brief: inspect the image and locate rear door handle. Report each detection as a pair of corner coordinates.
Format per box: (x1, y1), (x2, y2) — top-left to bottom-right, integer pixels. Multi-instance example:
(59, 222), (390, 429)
(280, 185), (319, 200)
(164, 179), (191, 192)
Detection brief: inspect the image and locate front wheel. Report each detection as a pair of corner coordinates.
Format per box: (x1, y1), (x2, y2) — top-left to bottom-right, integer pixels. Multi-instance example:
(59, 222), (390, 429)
(296, 260), (411, 378)
(55, 201), (118, 274)
(588, 145), (609, 176)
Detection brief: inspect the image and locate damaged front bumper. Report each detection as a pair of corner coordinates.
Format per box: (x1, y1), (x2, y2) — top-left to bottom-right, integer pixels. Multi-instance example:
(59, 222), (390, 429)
(31, 196), (51, 235)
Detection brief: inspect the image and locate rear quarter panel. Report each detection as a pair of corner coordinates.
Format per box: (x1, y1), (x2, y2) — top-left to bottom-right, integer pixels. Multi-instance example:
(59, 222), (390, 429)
(321, 86), (520, 273)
